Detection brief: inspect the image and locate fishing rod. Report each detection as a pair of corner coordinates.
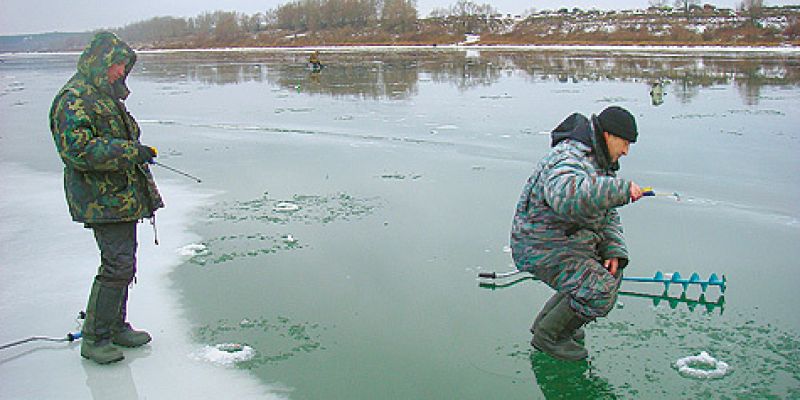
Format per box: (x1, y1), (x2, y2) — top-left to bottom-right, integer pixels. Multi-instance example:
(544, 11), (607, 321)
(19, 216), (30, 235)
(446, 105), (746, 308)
(152, 161), (202, 183)
(642, 186), (680, 200)
(0, 332), (82, 351)
(0, 312), (87, 351)
(1, 312), (84, 351)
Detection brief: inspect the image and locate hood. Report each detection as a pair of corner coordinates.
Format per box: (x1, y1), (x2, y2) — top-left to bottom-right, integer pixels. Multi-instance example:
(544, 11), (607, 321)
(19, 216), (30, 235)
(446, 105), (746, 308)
(76, 32), (136, 100)
(550, 112), (618, 171)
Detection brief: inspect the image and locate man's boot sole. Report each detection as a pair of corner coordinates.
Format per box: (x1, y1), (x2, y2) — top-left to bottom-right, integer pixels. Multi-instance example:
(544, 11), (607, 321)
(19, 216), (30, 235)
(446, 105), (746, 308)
(531, 327), (585, 342)
(112, 337), (151, 348)
(531, 336), (588, 361)
(81, 350), (124, 364)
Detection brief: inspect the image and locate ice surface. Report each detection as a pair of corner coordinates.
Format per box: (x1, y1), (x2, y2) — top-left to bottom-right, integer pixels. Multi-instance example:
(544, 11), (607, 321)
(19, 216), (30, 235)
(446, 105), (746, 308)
(0, 163), (286, 399)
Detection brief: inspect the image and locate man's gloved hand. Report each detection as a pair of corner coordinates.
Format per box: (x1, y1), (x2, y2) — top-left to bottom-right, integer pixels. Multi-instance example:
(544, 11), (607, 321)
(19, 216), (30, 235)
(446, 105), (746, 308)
(136, 144), (157, 164)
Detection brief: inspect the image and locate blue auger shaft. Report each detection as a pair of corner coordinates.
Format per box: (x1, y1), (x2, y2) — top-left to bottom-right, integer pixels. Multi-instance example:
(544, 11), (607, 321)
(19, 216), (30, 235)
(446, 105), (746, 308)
(622, 271), (726, 293)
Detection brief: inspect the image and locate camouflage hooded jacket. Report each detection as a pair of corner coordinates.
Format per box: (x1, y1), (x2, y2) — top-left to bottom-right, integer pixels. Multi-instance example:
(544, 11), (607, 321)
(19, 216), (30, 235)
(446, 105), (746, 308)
(49, 32), (163, 224)
(511, 113), (631, 272)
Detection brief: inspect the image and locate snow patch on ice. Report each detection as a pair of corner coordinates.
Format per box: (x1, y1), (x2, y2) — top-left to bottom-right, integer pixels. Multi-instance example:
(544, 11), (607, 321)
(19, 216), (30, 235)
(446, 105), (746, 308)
(675, 351), (730, 379)
(192, 343), (257, 367)
(274, 202), (301, 212)
(178, 243), (209, 257)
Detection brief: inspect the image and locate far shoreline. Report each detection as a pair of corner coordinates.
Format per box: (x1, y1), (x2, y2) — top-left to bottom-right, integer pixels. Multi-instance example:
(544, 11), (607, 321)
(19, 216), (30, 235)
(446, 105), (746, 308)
(4, 43), (800, 56)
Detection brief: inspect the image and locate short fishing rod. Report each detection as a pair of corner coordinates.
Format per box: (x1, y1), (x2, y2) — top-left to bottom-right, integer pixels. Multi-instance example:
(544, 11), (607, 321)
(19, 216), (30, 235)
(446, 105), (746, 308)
(152, 161), (202, 183)
(642, 186), (680, 200)
(0, 332), (82, 351)
(1, 312), (85, 351)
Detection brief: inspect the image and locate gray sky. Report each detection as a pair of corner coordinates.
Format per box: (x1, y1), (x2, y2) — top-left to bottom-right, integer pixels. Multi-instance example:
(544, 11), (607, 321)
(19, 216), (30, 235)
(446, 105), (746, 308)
(1, 0), (796, 35)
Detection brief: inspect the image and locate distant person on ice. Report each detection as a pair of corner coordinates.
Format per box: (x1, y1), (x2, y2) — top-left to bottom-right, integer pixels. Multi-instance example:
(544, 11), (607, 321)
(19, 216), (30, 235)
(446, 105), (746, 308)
(49, 32), (163, 364)
(511, 106), (643, 361)
(309, 50), (323, 71)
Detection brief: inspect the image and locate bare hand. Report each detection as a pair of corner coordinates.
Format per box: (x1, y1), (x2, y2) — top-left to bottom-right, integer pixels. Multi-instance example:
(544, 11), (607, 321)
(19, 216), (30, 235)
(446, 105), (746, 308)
(629, 182), (643, 203)
(604, 258), (619, 276)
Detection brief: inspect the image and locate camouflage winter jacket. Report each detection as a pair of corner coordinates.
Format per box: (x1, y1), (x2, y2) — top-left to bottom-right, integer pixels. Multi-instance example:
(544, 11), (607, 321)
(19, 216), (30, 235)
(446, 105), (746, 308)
(49, 32), (163, 224)
(511, 113), (631, 272)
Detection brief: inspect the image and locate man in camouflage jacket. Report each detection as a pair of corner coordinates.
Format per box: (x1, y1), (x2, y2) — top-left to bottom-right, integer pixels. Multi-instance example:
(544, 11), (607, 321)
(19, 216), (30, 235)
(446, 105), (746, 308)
(511, 106), (643, 361)
(49, 32), (163, 364)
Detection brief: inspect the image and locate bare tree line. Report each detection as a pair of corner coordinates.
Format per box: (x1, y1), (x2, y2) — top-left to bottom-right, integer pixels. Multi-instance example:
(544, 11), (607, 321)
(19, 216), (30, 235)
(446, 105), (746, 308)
(114, 0), (501, 43)
(111, 0), (794, 46)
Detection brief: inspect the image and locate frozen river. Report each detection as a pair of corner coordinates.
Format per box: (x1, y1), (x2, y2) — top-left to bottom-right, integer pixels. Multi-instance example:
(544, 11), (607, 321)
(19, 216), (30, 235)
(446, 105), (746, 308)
(1, 47), (799, 399)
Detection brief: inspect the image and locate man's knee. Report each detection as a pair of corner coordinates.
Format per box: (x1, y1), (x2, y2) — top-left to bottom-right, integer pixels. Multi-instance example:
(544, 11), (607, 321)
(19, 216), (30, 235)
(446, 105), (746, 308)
(570, 265), (621, 318)
(93, 222), (137, 286)
(97, 260), (136, 286)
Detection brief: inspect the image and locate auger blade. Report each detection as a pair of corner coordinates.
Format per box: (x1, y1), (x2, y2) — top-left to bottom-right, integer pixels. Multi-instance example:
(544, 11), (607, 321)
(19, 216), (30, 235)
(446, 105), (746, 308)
(622, 271), (727, 294)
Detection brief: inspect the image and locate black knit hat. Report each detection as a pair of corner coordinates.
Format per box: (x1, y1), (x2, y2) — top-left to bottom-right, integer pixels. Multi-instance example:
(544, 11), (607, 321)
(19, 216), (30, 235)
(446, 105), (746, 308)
(597, 106), (638, 143)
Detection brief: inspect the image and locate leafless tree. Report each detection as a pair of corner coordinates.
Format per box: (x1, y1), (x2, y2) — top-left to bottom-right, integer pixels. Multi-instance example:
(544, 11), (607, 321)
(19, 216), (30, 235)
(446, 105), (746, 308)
(738, 0), (764, 25)
(382, 0), (418, 33)
(649, 0), (670, 8)
(673, 0), (699, 14)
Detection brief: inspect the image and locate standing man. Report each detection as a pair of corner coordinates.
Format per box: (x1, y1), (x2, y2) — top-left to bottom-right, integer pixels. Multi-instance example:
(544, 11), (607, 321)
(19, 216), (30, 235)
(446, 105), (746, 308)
(49, 32), (163, 364)
(511, 106), (643, 361)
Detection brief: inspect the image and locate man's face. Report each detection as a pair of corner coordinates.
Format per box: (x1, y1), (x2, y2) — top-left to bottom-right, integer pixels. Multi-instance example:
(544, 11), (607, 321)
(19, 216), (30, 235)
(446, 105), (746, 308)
(603, 132), (631, 163)
(107, 62), (126, 84)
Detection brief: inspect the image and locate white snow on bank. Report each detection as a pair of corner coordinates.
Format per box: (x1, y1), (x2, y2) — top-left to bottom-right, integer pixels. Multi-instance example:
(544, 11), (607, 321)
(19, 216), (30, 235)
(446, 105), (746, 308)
(0, 163), (286, 399)
(130, 44), (800, 55)
(4, 44), (798, 58)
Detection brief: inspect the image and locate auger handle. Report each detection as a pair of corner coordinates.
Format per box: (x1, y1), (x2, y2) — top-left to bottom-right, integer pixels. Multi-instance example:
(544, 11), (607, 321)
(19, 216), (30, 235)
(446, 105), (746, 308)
(478, 270), (524, 280)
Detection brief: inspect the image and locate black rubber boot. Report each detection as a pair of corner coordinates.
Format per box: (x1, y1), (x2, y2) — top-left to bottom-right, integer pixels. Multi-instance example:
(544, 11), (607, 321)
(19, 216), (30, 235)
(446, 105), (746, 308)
(81, 281), (124, 364)
(531, 292), (585, 341)
(112, 287), (151, 347)
(531, 295), (589, 361)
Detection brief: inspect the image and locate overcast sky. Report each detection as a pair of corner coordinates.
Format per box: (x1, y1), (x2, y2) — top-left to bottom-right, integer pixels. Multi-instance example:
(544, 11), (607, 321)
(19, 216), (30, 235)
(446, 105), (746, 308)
(1, 0), (796, 35)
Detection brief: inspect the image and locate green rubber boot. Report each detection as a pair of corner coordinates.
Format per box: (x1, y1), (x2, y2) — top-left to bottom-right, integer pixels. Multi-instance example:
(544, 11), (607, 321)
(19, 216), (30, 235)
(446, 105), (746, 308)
(531, 292), (585, 341)
(112, 323), (152, 347)
(81, 281), (124, 364)
(531, 295), (589, 361)
(112, 287), (152, 348)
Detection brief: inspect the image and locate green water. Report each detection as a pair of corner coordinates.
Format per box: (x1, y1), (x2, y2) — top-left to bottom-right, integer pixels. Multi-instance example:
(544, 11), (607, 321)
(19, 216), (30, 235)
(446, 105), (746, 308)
(5, 48), (798, 398)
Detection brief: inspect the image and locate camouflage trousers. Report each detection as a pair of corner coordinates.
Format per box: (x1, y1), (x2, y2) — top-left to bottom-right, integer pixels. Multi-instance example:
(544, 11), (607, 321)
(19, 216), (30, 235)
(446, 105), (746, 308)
(531, 250), (623, 320)
(90, 221), (138, 288)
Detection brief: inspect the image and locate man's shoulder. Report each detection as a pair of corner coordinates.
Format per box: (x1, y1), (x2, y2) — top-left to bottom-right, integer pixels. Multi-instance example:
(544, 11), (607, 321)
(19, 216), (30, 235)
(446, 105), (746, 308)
(60, 75), (97, 99)
(546, 140), (591, 164)
(54, 76), (103, 113)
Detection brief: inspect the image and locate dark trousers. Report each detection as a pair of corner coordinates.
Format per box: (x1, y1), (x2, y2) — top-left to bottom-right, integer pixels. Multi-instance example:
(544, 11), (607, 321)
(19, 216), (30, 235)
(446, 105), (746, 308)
(91, 221), (138, 287)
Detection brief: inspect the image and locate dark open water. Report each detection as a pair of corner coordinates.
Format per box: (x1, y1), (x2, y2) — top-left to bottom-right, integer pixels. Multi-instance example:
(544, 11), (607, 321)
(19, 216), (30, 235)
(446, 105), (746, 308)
(1, 47), (798, 399)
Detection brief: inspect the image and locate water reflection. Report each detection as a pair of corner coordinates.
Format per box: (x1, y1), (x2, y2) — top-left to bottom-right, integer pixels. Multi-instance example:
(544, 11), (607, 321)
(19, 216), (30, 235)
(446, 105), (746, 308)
(649, 80), (665, 106)
(136, 49), (800, 105)
(530, 351), (617, 399)
(82, 359), (140, 400)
